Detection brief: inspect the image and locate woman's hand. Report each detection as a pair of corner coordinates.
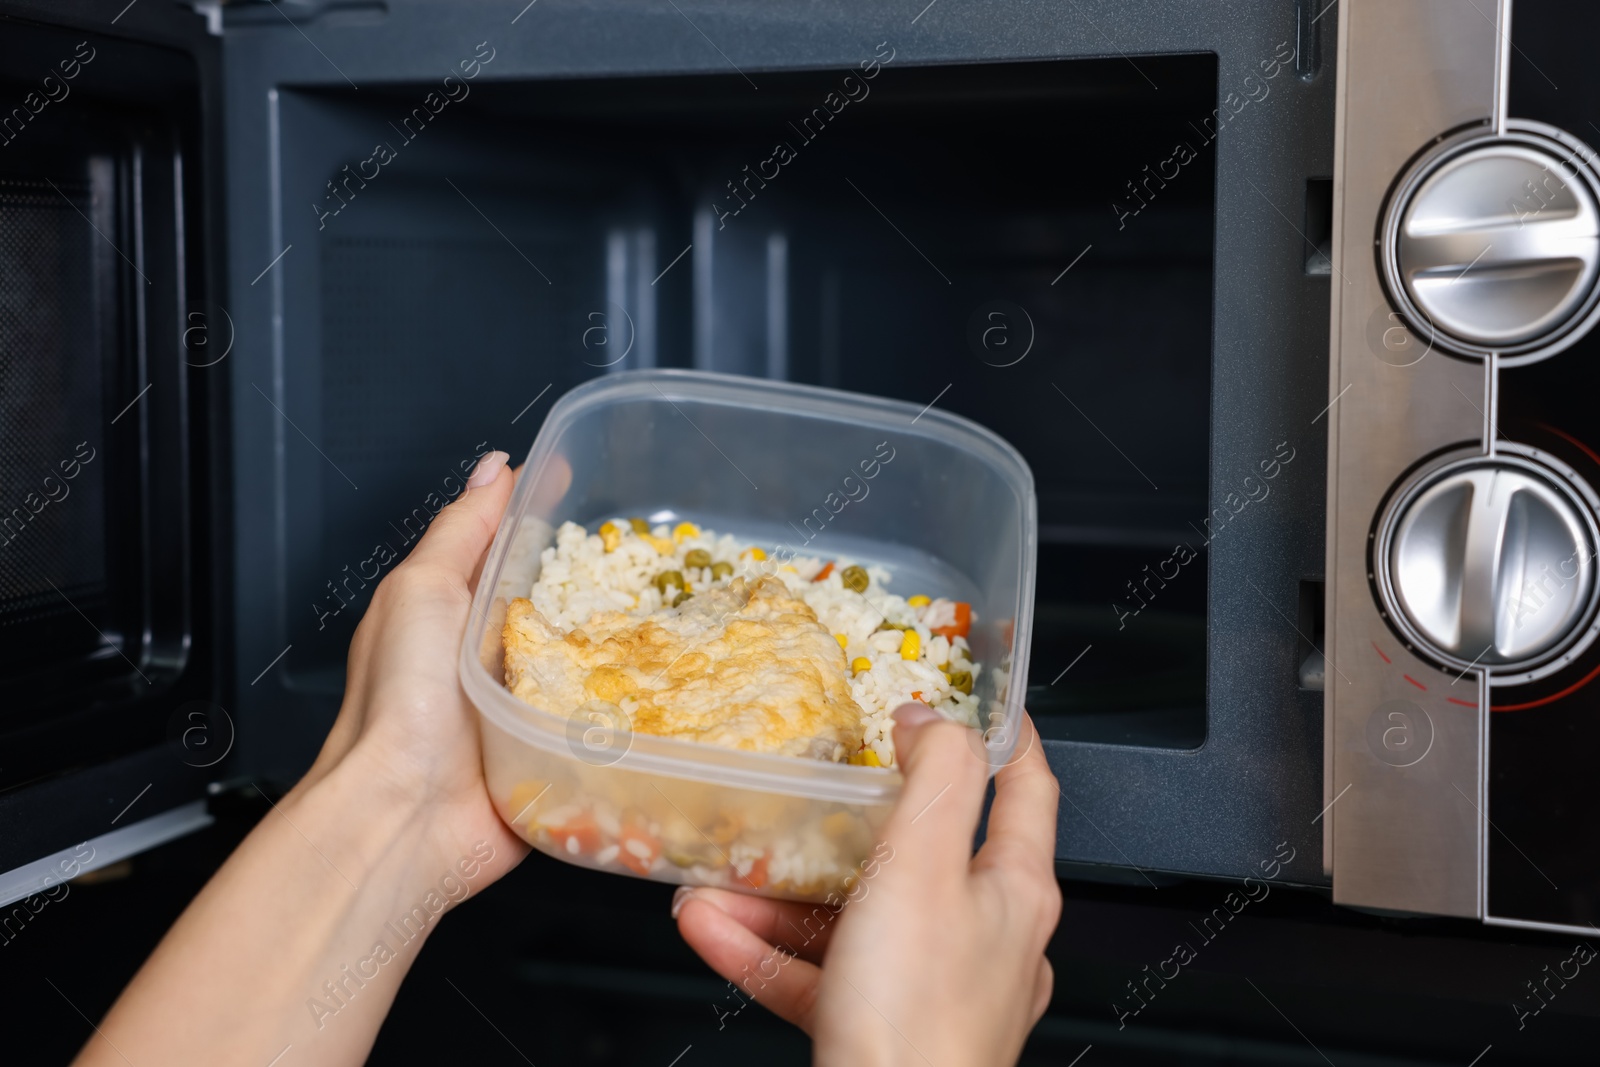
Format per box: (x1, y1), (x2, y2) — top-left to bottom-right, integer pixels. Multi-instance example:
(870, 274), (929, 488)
(674, 707), (1062, 1066)
(79, 451), (530, 1067)
(301, 448), (530, 885)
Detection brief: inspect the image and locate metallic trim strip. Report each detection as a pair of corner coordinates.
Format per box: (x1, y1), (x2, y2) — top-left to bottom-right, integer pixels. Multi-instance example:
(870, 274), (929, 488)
(1477, 666), (1490, 918)
(1483, 351), (1498, 457)
(1321, 0), (1356, 880)
(1485, 914), (1600, 937)
(0, 801), (213, 910)
(1493, 0), (1512, 136)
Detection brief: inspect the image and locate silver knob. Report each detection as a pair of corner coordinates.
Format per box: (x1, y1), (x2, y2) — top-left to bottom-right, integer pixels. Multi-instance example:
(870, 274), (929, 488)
(1384, 460), (1597, 671)
(1385, 130), (1600, 358)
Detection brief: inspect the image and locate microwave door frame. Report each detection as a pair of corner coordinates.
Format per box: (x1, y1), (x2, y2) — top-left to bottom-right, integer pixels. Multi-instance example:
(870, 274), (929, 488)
(217, 0), (1342, 886)
(0, 0), (233, 895)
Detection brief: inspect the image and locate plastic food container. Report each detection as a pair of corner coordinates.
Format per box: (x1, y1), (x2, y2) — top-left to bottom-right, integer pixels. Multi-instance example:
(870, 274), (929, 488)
(460, 370), (1036, 900)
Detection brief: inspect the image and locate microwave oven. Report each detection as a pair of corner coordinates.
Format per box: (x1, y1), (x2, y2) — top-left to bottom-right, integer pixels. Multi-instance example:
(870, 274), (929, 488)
(2, 0), (1597, 948)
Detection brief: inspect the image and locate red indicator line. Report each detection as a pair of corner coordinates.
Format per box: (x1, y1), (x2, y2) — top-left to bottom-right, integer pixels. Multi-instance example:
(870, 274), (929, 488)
(1371, 640), (1391, 665)
(1403, 674), (1428, 691)
(1493, 660), (1600, 712)
(1536, 421), (1600, 469)
(1446, 697), (1478, 707)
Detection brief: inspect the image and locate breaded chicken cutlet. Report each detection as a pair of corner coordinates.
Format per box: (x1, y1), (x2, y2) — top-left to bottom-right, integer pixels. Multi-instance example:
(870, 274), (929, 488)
(503, 576), (866, 761)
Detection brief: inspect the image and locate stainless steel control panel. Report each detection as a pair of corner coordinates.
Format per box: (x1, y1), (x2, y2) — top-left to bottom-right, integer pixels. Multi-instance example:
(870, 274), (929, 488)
(1326, 0), (1600, 924)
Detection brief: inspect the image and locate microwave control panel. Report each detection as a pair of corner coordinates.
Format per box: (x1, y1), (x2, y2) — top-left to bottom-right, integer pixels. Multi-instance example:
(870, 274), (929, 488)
(1326, 0), (1600, 933)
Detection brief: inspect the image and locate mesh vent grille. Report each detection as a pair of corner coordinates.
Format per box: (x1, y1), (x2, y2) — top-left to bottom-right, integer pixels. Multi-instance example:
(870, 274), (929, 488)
(0, 178), (108, 628)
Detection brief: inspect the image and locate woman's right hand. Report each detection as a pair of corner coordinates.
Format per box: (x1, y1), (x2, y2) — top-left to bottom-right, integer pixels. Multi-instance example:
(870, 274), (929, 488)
(675, 707), (1062, 1065)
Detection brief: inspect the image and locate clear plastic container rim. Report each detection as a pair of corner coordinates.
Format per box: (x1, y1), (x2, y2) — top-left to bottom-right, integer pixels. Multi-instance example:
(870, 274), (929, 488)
(459, 369), (1037, 805)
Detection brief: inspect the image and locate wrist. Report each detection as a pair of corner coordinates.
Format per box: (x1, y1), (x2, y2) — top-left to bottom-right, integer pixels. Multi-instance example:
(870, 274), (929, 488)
(284, 741), (435, 899)
(92, 737), (483, 1063)
(292, 737), (509, 910)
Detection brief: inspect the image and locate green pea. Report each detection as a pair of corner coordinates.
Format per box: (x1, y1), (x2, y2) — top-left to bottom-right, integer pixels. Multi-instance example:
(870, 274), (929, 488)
(711, 561), (734, 580)
(654, 570), (684, 594)
(684, 548), (712, 569)
(841, 565), (869, 594)
(629, 518), (651, 535)
(673, 591), (693, 607)
(875, 620), (909, 632)
(948, 670), (973, 695)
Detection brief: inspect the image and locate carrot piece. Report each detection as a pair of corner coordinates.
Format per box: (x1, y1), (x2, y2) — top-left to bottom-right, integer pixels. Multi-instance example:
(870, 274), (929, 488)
(616, 823), (661, 875)
(932, 601), (972, 641)
(741, 854), (770, 890)
(548, 813), (603, 855)
(814, 561), (835, 582)
(911, 691), (924, 702)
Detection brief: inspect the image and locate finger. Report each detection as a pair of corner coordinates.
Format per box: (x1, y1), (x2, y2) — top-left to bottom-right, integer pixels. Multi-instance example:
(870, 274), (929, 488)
(972, 713), (1059, 879)
(528, 452), (573, 517)
(403, 451), (513, 578)
(1030, 956), (1054, 1025)
(468, 462), (524, 592)
(672, 887), (839, 963)
(676, 895), (822, 1032)
(876, 704), (990, 876)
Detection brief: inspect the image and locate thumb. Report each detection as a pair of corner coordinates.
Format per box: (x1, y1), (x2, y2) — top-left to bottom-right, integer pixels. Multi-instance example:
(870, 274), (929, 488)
(405, 451), (514, 578)
(675, 894), (824, 1034)
(877, 704), (990, 875)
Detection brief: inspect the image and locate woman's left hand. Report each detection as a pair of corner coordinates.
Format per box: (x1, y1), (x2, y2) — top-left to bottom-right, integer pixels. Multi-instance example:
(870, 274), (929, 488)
(301, 448), (530, 883)
(79, 451), (536, 1067)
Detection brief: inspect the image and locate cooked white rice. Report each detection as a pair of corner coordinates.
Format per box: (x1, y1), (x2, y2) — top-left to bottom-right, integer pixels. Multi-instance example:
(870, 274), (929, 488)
(525, 518), (982, 767)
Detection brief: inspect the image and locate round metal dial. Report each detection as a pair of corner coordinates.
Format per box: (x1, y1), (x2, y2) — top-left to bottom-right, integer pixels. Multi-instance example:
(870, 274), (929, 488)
(1383, 458), (1598, 674)
(1384, 127), (1600, 362)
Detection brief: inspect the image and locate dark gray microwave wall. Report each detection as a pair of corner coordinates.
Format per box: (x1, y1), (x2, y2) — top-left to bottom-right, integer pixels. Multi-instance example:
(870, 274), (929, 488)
(222, 0), (1335, 885)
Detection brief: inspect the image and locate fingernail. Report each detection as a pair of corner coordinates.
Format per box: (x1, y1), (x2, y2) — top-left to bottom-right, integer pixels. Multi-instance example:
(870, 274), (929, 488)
(892, 703), (939, 727)
(467, 451), (509, 489)
(671, 885), (695, 919)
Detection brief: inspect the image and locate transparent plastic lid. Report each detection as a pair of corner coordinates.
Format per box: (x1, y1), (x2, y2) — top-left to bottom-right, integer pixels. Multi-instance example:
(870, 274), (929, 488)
(459, 369), (1037, 803)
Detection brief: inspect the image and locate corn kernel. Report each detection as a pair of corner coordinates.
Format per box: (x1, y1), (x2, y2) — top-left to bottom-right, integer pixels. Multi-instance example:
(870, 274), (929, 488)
(673, 521), (700, 543)
(645, 535), (675, 555)
(851, 657), (872, 676)
(821, 811), (859, 838)
(900, 630), (921, 661)
(835, 633), (849, 649)
(742, 547), (767, 561)
(507, 780), (549, 829)
(850, 749), (882, 767)
(598, 522), (621, 552)
(780, 565), (797, 573)
(907, 595), (931, 608)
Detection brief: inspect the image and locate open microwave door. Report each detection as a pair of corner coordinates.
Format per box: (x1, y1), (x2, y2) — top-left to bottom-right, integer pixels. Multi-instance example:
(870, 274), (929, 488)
(0, 0), (229, 904)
